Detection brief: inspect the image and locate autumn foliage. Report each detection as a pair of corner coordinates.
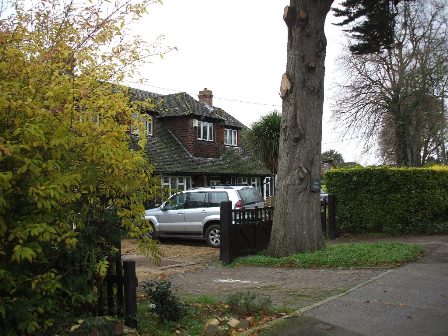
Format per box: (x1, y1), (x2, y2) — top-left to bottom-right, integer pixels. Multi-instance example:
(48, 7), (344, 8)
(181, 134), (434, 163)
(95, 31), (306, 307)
(0, 0), (161, 334)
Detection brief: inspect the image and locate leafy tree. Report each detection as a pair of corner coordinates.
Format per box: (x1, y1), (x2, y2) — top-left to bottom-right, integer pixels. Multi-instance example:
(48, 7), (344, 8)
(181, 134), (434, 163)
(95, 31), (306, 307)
(245, 111), (281, 175)
(322, 149), (345, 163)
(0, 0), (162, 334)
(268, 0), (406, 257)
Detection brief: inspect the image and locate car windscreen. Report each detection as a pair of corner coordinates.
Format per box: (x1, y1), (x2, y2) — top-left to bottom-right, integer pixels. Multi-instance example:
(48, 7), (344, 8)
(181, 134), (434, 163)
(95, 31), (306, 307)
(237, 188), (263, 205)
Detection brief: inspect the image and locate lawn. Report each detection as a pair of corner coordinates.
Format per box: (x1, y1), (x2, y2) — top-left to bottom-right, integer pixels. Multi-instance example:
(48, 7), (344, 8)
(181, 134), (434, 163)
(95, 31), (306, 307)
(231, 242), (423, 268)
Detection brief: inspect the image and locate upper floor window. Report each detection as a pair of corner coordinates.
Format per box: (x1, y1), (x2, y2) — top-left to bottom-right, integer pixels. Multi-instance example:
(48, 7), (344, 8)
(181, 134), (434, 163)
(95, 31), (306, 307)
(79, 112), (100, 125)
(197, 121), (213, 141)
(224, 128), (237, 146)
(131, 114), (152, 136)
(144, 117), (153, 136)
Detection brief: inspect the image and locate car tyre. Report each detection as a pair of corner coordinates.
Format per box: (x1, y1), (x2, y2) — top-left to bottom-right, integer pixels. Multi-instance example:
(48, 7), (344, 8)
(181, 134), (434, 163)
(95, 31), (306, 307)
(145, 221), (156, 240)
(205, 224), (221, 248)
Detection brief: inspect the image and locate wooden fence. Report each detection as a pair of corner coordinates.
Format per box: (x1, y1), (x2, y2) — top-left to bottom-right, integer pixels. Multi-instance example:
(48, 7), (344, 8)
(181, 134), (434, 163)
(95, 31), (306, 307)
(97, 253), (137, 329)
(220, 201), (274, 265)
(220, 195), (336, 265)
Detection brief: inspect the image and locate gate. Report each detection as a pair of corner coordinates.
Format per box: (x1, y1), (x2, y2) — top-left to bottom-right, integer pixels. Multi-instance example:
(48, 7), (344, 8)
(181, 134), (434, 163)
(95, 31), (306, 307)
(220, 195), (336, 265)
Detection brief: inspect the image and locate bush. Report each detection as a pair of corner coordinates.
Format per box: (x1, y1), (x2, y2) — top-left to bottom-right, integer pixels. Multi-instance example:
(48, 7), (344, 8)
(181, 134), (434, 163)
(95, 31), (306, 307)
(142, 280), (184, 322)
(324, 166), (448, 234)
(226, 291), (273, 316)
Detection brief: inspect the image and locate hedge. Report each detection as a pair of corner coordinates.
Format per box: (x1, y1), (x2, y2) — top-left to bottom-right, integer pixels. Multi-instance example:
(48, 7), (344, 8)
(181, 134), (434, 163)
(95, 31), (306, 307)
(324, 166), (448, 235)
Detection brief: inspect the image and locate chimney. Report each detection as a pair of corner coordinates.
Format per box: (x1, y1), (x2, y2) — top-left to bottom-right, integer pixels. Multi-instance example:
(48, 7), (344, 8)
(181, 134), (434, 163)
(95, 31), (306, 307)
(198, 88), (213, 106)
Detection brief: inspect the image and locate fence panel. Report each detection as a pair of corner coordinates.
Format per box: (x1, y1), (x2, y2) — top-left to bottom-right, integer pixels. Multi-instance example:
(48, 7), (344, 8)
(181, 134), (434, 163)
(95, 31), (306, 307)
(97, 253), (137, 329)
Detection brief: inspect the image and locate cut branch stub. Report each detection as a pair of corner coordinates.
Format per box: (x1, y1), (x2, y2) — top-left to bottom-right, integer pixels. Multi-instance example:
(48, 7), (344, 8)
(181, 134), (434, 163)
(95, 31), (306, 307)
(280, 73), (292, 99)
(297, 9), (308, 27)
(283, 6), (296, 27)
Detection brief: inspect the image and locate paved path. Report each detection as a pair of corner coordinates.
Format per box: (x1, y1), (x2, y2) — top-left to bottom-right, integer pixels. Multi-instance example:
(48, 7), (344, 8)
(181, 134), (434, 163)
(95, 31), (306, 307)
(261, 235), (448, 336)
(170, 265), (384, 310)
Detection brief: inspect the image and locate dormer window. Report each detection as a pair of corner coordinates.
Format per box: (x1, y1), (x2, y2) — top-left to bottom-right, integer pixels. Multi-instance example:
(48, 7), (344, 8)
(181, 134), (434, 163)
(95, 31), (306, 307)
(224, 128), (237, 146)
(144, 117), (153, 136)
(197, 121), (213, 141)
(131, 114), (153, 136)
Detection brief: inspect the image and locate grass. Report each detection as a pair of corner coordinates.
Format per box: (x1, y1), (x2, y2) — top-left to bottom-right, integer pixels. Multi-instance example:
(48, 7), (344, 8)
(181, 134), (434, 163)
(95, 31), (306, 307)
(231, 242), (423, 268)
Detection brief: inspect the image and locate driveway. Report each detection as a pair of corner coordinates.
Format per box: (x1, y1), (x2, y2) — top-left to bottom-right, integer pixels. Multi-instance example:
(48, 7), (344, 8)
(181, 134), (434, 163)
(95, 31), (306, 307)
(121, 238), (219, 281)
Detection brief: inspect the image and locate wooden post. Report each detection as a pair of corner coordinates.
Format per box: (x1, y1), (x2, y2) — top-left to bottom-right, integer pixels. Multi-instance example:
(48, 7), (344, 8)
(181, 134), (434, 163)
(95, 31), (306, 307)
(123, 260), (137, 329)
(220, 201), (232, 265)
(106, 262), (115, 316)
(97, 281), (105, 316)
(328, 194), (336, 240)
(116, 251), (124, 317)
(321, 200), (327, 237)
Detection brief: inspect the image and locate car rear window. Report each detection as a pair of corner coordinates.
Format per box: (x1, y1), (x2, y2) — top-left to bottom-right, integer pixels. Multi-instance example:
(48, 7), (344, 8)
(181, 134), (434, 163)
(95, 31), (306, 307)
(208, 192), (229, 207)
(238, 188), (263, 205)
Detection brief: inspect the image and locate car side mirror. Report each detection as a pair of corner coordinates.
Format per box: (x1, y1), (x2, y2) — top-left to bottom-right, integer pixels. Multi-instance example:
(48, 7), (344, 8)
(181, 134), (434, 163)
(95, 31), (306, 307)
(160, 202), (166, 211)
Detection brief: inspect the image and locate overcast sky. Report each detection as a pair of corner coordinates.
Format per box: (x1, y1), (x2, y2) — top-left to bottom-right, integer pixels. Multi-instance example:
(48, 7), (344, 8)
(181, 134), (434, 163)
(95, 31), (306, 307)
(129, 0), (374, 165)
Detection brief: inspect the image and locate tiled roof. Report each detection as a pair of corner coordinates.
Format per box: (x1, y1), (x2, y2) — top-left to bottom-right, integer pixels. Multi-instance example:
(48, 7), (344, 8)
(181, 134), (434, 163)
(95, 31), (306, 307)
(129, 87), (245, 128)
(129, 87), (162, 101)
(145, 122), (269, 176)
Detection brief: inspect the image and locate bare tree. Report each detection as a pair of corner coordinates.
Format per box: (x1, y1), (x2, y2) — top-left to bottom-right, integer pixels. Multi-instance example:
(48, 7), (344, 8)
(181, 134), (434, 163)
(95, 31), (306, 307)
(333, 0), (448, 166)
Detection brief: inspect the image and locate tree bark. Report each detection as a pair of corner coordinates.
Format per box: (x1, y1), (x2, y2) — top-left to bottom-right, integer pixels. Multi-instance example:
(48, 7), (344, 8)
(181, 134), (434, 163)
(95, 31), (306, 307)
(267, 0), (332, 257)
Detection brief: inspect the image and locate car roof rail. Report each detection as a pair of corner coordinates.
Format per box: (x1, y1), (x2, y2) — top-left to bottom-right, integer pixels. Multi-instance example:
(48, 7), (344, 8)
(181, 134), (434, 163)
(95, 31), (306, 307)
(208, 184), (250, 189)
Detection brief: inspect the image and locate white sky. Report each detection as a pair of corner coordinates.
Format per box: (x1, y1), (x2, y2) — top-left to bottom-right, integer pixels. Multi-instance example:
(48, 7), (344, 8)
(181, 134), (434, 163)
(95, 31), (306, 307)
(129, 0), (375, 165)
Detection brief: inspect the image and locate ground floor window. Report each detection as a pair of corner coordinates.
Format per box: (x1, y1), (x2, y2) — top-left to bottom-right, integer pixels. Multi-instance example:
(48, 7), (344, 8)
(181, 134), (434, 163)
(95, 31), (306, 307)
(162, 176), (192, 195)
(231, 176), (261, 193)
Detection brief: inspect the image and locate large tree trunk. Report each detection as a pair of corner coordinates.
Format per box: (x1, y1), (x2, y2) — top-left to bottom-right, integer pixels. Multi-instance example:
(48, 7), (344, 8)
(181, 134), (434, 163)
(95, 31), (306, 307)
(267, 0), (332, 257)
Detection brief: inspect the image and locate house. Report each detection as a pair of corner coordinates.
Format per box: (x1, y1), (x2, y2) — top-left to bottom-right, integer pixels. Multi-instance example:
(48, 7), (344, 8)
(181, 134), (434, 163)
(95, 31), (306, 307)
(130, 87), (270, 196)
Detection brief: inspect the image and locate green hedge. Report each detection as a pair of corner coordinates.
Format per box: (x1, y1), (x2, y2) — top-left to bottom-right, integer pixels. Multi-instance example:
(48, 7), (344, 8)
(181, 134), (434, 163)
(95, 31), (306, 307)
(324, 166), (448, 235)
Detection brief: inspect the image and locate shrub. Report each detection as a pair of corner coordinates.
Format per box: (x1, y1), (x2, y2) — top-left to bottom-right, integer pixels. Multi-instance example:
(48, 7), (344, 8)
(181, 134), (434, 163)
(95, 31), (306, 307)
(324, 166), (448, 234)
(226, 291), (273, 316)
(142, 280), (184, 322)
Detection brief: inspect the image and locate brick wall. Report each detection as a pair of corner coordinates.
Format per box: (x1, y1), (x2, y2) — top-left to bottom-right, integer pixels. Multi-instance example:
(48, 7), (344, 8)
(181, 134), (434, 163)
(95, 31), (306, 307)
(163, 116), (195, 153)
(191, 122), (222, 158)
(163, 116), (224, 158)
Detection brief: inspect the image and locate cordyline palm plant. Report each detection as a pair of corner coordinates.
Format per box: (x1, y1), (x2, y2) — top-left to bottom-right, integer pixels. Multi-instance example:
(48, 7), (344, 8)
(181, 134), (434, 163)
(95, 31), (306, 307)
(246, 110), (281, 177)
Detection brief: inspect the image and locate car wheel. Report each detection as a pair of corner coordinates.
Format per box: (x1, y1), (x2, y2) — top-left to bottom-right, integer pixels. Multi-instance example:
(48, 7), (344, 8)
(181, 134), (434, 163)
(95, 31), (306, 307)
(205, 224), (221, 248)
(145, 221), (156, 240)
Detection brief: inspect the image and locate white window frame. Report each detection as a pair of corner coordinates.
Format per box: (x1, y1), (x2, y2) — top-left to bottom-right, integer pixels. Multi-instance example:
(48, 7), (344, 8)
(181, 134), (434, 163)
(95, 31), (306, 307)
(224, 128), (237, 146)
(144, 116), (153, 136)
(197, 121), (214, 141)
(131, 114), (153, 136)
(162, 176), (192, 196)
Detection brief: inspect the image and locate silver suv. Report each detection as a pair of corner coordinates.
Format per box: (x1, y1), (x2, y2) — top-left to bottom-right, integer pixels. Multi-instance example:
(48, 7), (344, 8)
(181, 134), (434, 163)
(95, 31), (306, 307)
(145, 186), (265, 247)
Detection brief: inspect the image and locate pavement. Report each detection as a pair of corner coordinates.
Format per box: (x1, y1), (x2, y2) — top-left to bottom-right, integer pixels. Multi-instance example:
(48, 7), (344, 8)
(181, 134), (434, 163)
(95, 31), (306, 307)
(259, 235), (448, 336)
